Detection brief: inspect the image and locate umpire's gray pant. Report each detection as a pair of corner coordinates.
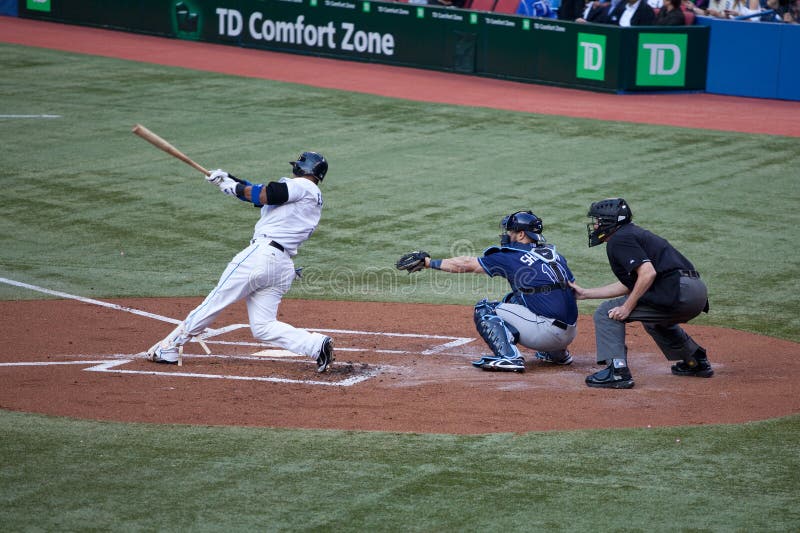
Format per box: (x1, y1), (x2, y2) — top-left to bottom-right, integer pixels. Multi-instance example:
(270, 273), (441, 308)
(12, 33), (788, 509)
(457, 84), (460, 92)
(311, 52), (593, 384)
(594, 276), (708, 364)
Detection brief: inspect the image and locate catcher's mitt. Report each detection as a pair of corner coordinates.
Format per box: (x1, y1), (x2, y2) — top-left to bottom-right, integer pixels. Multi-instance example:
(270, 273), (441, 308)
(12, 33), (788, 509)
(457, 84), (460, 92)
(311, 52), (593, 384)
(396, 251), (430, 273)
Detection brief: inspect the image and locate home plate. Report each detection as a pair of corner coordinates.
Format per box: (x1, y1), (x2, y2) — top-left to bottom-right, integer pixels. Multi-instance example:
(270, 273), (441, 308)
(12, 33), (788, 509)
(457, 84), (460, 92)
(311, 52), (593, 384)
(252, 349), (302, 358)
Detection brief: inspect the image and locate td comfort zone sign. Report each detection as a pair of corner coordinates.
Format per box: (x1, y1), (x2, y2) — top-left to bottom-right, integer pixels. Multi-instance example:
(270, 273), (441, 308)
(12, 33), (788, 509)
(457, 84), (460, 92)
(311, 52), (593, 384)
(635, 33), (687, 87)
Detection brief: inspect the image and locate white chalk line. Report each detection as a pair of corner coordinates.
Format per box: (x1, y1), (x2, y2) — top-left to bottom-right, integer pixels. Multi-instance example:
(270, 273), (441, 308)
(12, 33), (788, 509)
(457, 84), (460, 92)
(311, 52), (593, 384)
(0, 277), (180, 325)
(0, 360), (110, 367)
(83, 359), (381, 387)
(0, 356), (384, 387)
(199, 339), (461, 356)
(0, 114), (61, 119)
(199, 324), (468, 341)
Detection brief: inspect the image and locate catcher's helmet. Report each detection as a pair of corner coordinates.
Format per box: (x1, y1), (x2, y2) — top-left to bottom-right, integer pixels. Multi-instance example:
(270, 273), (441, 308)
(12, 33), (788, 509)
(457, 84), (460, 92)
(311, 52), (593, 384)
(290, 151), (328, 181)
(586, 198), (632, 247)
(500, 210), (544, 245)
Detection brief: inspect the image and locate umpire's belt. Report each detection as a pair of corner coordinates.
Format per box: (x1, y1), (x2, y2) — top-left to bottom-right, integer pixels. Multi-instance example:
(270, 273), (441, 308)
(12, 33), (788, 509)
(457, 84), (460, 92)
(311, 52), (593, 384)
(679, 270), (700, 278)
(518, 283), (567, 295)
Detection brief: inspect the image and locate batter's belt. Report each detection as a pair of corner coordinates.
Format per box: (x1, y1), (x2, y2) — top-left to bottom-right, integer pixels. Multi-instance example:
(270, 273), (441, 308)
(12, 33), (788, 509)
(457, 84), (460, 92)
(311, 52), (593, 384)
(251, 234), (286, 252)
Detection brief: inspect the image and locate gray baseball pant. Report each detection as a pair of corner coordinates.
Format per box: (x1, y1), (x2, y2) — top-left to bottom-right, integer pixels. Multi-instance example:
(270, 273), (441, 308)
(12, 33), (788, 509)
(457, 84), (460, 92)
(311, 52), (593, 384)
(593, 276), (708, 364)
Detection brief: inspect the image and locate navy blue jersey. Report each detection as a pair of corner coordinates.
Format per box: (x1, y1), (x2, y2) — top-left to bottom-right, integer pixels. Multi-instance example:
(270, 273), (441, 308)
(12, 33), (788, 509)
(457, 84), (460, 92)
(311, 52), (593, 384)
(477, 242), (578, 324)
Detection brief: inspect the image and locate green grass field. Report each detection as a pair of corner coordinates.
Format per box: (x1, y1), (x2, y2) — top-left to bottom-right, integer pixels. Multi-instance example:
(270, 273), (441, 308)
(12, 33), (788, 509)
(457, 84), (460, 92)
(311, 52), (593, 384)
(1, 43), (799, 530)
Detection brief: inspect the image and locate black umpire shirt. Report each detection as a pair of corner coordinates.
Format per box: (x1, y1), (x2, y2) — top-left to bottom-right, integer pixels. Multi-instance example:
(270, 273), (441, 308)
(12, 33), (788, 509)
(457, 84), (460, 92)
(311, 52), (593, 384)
(606, 223), (696, 308)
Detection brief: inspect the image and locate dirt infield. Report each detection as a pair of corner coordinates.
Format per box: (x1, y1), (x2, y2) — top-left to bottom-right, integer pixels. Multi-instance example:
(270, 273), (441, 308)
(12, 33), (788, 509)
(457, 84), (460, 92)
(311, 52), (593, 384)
(2, 18), (799, 433)
(1, 297), (798, 434)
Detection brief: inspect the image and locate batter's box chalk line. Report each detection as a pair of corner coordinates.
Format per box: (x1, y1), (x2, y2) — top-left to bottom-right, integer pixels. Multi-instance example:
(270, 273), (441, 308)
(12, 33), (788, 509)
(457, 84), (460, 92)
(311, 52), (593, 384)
(0, 355), (388, 387)
(0, 277), (475, 383)
(198, 323), (475, 356)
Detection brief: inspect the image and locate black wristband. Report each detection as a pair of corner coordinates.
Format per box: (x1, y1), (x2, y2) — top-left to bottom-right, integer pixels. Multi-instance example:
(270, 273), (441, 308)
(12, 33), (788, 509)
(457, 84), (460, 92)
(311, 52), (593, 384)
(235, 182), (246, 197)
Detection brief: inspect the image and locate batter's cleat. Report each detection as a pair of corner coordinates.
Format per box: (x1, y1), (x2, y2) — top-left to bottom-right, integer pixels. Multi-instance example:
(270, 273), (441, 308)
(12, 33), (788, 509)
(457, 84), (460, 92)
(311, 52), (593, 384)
(671, 355), (714, 378)
(481, 356), (526, 373)
(585, 363), (634, 389)
(148, 343), (179, 365)
(535, 350), (573, 365)
(316, 337), (334, 373)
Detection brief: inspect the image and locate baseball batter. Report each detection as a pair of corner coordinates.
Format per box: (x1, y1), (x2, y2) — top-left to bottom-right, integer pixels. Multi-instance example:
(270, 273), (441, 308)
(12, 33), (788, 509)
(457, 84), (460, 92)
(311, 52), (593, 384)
(396, 211), (578, 372)
(146, 152), (334, 372)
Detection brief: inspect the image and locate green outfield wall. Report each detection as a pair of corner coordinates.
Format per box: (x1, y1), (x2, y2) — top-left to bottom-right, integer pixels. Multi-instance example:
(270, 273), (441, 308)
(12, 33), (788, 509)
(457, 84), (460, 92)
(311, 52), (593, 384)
(18, 0), (708, 92)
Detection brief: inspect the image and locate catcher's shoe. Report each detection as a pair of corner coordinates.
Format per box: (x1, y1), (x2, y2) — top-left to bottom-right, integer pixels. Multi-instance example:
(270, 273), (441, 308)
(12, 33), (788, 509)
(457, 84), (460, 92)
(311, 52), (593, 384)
(585, 362), (634, 389)
(671, 355), (714, 378)
(471, 355), (500, 368)
(316, 337), (334, 373)
(481, 356), (526, 373)
(147, 342), (179, 365)
(535, 350), (573, 365)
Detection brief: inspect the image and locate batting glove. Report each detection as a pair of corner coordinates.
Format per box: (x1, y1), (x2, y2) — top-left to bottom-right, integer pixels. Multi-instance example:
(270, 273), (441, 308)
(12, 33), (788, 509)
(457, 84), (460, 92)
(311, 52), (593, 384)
(217, 176), (238, 196)
(206, 169), (229, 185)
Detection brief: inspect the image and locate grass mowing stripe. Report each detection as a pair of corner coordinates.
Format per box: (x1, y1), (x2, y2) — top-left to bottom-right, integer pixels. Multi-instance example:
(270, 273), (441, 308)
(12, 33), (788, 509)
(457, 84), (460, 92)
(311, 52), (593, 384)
(1, 410), (798, 530)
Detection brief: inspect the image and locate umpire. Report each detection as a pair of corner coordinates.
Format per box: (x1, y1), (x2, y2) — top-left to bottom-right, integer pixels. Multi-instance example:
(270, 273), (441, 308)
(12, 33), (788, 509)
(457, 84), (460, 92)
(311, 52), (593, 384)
(570, 198), (712, 389)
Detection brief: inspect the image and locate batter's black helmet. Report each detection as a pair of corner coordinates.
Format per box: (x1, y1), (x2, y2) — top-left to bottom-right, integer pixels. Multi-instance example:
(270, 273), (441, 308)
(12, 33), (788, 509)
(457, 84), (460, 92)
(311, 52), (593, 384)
(290, 151), (328, 181)
(500, 210), (544, 245)
(587, 198), (632, 247)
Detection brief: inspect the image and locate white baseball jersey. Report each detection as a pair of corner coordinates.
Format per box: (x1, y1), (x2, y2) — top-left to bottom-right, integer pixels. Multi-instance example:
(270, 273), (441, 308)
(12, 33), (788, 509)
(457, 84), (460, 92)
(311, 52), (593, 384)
(165, 175), (328, 360)
(252, 177), (323, 256)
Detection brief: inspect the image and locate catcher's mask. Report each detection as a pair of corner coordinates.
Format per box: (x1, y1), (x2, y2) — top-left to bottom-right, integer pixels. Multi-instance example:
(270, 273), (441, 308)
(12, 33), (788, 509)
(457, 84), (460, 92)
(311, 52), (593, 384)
(587, 198), (632, 247)
(500, 210), (543, 246)
(290, 151), (328, 181)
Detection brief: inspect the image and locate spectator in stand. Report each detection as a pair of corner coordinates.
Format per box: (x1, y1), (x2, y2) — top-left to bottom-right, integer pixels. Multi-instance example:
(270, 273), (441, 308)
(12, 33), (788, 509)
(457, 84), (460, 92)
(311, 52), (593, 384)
(724, 0), (761, 17)
(655, 0), (687, 22)
(684, 0), (709, 13)
(517, 0), (558, 17)
(760, 0), (799, 20)
(688, 0), (759, 17)
(576, 0), (624, 23)
(607, 0), (656, 24)
(560, 0), (592, 20)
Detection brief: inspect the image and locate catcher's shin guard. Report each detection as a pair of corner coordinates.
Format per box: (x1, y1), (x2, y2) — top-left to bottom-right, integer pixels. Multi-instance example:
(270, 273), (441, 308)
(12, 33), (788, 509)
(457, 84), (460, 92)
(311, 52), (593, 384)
(473, 299), (521, 360)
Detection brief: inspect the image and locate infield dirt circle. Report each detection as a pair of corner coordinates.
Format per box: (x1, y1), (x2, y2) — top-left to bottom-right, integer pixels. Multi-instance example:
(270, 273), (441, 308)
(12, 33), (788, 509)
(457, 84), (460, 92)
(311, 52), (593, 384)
(1, 18), (799, 434)
(1, 297), (799, 434)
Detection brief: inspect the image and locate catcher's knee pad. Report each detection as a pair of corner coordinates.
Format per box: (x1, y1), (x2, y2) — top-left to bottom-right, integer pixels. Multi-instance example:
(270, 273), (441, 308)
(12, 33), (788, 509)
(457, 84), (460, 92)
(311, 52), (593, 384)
(474, 303), (520, 360)
(473, 298), (500, 320)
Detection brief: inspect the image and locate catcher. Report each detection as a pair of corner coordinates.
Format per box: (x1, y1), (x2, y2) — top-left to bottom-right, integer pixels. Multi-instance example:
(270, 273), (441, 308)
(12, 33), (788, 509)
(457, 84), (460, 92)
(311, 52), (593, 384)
(396, 211), (578, 372)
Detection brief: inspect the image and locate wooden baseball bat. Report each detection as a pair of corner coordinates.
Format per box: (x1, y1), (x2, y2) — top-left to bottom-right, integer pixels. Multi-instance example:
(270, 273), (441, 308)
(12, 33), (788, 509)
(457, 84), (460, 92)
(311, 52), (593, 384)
(131, 124), (210, 176)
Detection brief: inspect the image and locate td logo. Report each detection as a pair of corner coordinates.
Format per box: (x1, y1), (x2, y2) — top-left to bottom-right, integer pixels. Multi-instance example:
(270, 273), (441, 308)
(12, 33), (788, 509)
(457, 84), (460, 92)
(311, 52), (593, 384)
(636, 33), (687, 87)
(26, 0), (51, 11)
(576, 33), (606, 81)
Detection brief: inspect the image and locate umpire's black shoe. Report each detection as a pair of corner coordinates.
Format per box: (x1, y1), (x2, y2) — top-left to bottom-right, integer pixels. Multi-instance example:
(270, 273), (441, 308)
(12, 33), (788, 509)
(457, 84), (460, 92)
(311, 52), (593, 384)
(316, 337), (334, 373)
(671, 352), (714, 378)
(586, 363), (634, 389)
